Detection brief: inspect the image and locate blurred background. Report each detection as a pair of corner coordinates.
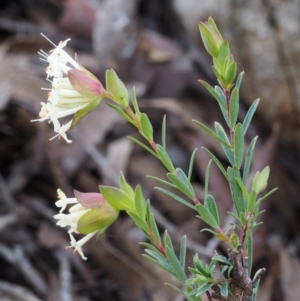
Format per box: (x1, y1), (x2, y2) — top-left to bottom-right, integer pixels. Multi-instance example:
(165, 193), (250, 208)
(0, 0), (300, 300)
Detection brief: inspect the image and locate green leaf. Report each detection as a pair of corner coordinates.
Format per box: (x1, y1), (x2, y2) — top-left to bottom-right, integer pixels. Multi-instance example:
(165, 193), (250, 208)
(227, 166), (245, 214)
(247, 234), (253, 276)
(236, 178), (250, 200)
(204, 160), (212, 200)
(220, 282), (229, 297)
(100, 186), (134, 211)
(234, 123), (244, 169)
(188, 148), (197, 181)
(236, 71), (244, 90)
(71, 97), (103, 129)
(242, 136), (258, 185)
(214, 122), (234, 165)
(202, 147), (229, 182)
(252, 279), (260, 301)
(193, 254), (211, 277)
(155, 187), (196, 210)
(142, 254), (176, 277)
(225, 61), (237, 86)
(128, 136), (158, 158)
(189, 283), (215, 297)
(167, 169), (195, 199)
(204, 195), (219, 226)
(156, 144), (175, 172)
(149, 213), (161, 244)
(230, 87), (239, 128)
(218, 41), (230, 72)
(140, 113), (153, 142)
(257, 187), (278, 203)
(194, 120), (231, 148)
(247, 190), (257, 212)
(211, 255), (231, 266)
(198, 80), (226, 111)
(243, 98), (260, 136)
(119, 172), (135, 199)
(107, 103), (135, 126)
(180, 235), (187, 269)
(105, 69), (128, 107)
(165, 245), (187, 283)
(200, 228), (217, 235)
(127, 210), (148, 232)
(196, 204), (218, 228)
(131, 87), (140, 117)
(214, 86), (230, 127)
(162, 115), (167, 150)
(134, 185), (146, 219)
(147, 176), (176, 188)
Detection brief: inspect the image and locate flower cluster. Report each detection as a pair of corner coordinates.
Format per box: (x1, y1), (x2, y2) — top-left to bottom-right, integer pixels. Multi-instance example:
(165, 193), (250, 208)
(32, 35), (105, 143)
(54, 189), (119, 260)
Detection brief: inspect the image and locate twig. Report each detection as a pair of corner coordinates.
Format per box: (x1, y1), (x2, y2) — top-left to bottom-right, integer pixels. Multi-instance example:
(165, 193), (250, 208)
(0, 244), (48, 295)
(0, 280), (43, 301)
(0, 173), (16, 209)
(56, 250), (72, 301)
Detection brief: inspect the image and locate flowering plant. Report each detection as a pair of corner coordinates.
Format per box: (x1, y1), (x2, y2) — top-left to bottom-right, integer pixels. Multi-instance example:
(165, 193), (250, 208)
(34, 18), (276, 301)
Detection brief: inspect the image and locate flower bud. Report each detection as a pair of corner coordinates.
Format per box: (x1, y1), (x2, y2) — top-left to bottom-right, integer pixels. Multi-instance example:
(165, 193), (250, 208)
(105, 69), (128, 107)
(74, 191), (119, 234)
(252, 166), (270, 194)
(199, 17), (223, 58)
(68, 68), (105, 98)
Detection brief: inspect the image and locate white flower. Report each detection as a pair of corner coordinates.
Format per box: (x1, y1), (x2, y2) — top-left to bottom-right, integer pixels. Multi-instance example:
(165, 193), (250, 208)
(55, 189), (78, 213)
(32, 34), (99, 143)
(53, 189), (119, 260)
(66, 231), (98, 260)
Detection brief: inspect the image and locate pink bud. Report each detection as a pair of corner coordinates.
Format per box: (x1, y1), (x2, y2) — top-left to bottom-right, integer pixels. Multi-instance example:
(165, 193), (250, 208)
(68, 68), (105, 98)
(74, 190), (107, 208)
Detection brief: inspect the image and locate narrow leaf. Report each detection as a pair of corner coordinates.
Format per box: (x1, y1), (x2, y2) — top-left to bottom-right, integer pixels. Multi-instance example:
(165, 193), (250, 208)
(156, 144), (175, 172)
(188, 148), (197, 181)
(194, 120), (231, 148)
(119, 172), (135, 199)
(204, 160), (212, 200)
(134, 185), (146, 219)
(202, 147), (229, 181)
(155, 187), (196, 210)
(205, 195), (219, 226)
(247, 234), (253, 276)
(234, 123), (244, 169)
(107, 103), (135, 126)
(131, 87), (140, 116)
(242, 136), (258, 184)
(230, 87), (239, 127)
(196, 204), (218, 228)
(147, 175), (176, 188)
(127, 210), (148, 232)
(142, 254), (176, 277)
(243, 99), (260, 136)
(165, 245), (187, 282)
(227, 166), (245, 214)
(128, 136), (158, 157)
(236, 178), (250, 200)
(215, 122), (234, 165)
(215, 86), (230, 127)
(236, 71), (244, 90)
(220, 282), (229, 297)
(149, 213), (161, 244)
(180, 235), (187, 269)
(199, 80), (227, 111)
(140, 113), (153, 142)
